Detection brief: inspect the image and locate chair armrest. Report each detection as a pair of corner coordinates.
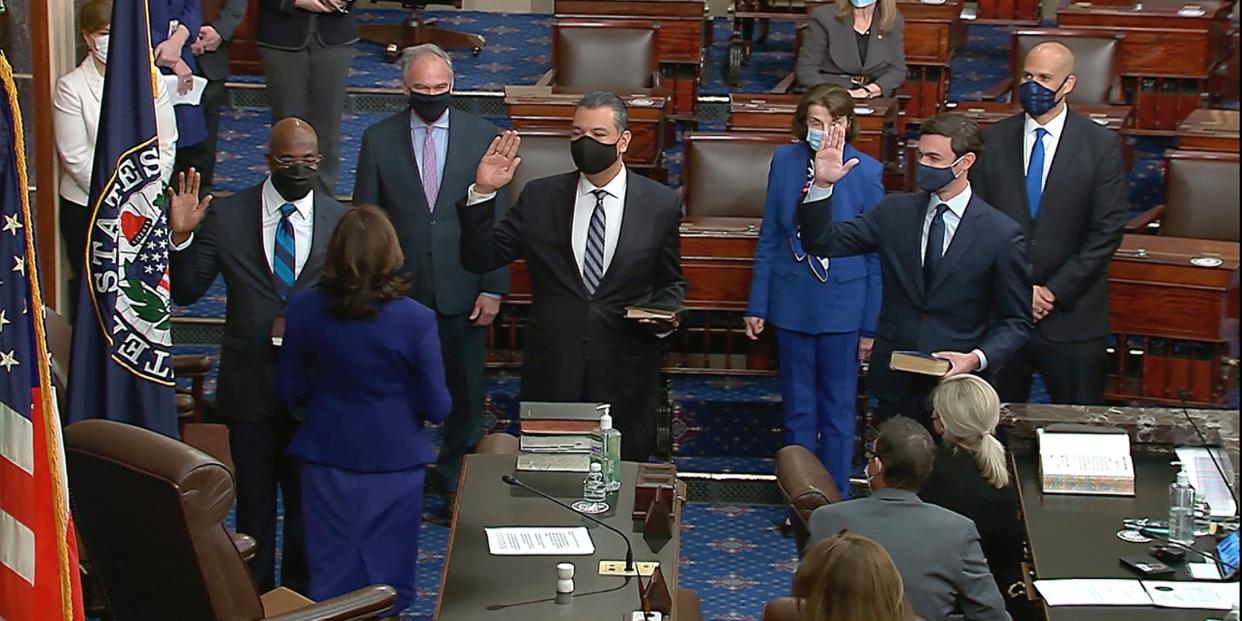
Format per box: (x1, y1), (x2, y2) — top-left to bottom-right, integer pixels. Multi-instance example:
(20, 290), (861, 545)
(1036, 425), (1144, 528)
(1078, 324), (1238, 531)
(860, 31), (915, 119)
(175, 393), (196, 417)
(979, 78), (1014, 101)
(232, 532), (257, 562)
(265, 585), (397, 621)
(173, 354), (213, 377)
(1124, 205), (1165, 232)
(771, 72), (796, 94)
(775, 445), (840, 526)
(535, 69), (555, 86)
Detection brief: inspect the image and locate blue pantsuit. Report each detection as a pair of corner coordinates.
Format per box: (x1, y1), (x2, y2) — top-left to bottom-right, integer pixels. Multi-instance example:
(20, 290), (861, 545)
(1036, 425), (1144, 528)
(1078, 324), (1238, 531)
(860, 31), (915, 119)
(747, 142), (884, 498)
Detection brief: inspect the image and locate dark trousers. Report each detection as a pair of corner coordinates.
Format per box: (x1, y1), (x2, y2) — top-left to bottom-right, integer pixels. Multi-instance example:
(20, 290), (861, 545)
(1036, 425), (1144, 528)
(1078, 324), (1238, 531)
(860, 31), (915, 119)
(173, 78), (227, 188)
(259, 40), (353, 194)
(874, 375), (939, 431)
(59, 197), (90, 320)
(997, 332), (1106, 405)
(227, 411), (309, 593)
(431, 312), (488, 494)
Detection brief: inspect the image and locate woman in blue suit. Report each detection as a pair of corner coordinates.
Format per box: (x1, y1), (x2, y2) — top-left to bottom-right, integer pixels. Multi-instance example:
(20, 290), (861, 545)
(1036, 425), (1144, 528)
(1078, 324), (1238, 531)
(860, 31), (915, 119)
(745, 84), (883, 498)
(277, 205), (451, 610)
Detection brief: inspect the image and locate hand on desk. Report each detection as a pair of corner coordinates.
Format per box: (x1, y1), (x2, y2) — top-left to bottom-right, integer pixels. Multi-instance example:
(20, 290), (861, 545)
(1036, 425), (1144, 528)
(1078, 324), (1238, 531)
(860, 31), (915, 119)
(474, 131), (522, 195)
(1033, 285), (1056, 322)
(812, 124), (859, 187)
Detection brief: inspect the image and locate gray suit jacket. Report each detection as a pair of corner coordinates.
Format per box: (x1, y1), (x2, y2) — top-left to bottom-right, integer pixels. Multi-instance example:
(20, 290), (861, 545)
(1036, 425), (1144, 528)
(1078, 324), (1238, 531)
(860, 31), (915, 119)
(795, 6), (906, 95)
(170, 183), (348, 422)
(807, 488), (1011, 621)
(196, 0), (248, 81)
(353, 109), (509, 316)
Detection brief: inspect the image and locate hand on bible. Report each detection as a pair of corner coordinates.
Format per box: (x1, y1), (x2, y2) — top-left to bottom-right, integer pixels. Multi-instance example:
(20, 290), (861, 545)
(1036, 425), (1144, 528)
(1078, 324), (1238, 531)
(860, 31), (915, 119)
(474, 131), (522, 195)
(932, 351), (981, 379)
(812, 123), (859, 187)
(167, 168), (213, 246)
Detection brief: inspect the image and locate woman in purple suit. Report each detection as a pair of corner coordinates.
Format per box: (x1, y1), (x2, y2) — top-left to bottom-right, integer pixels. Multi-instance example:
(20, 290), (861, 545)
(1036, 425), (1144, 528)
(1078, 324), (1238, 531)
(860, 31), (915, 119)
(277, 205), (451, 609)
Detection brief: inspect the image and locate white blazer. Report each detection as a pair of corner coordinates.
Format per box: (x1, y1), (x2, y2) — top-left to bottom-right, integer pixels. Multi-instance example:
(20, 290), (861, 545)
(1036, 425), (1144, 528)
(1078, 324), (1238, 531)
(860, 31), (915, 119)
(53, 57), (179, 206)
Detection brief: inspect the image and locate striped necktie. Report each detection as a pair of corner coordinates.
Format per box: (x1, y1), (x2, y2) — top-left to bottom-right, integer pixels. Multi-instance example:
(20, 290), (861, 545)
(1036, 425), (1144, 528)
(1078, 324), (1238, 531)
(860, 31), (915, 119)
(274, 202), (297, 300)
(582, 189), (607, 296)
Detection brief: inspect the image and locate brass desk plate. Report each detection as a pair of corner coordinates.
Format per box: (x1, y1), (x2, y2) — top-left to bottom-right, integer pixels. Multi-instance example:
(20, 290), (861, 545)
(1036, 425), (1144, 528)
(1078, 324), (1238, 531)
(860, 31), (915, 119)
(599, 560), (660, 576)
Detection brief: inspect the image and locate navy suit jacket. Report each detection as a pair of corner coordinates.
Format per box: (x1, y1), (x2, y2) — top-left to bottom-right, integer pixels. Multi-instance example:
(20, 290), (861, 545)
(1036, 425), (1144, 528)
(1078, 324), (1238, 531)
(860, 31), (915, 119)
(277, 289), (451, 472)
(797, 188), (1032, 400)
(747, 142), (882, 335)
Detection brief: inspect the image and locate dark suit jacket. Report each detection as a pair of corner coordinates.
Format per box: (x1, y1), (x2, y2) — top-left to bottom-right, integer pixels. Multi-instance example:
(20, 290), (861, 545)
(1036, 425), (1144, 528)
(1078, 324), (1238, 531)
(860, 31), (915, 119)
(354, 109), (509, 315)
(256, 0), (358, 50)
(170, 183), (348, 422)
(920, 445), (1024, 599)
(796, 6), (906, 95)
(808, 488), (1011, 621)
(972, 111), (1128, 342)
(457, 170), (685, 459)
(797, 190), (1032, 401)
(197, 0), (249, 81)
(277, 289), (452, 472)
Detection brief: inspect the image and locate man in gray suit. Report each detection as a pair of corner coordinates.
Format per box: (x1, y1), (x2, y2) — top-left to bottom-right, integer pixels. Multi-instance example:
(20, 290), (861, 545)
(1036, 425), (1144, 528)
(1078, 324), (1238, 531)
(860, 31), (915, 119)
(353, 44), (508, 516)
(808, 417), (1011, 621)
(168, 118), (348, 593)
(186, 0), (247, 188)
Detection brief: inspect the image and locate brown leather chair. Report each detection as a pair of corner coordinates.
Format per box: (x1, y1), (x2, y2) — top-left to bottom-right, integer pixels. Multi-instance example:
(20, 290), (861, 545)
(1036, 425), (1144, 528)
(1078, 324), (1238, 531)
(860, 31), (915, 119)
(65, 419), (397, 620)
(774, 444), (841, 557)
(763, 597), (802, 621)
(983, 28), (1124, 105)
(476, 432), (520, 455)
(677, 588), (705, 621)
(538, 20), (661, 90)
(1127, 150), (1240, 241)
(509, 128), (577, 201)
(683, 132), (790, 227)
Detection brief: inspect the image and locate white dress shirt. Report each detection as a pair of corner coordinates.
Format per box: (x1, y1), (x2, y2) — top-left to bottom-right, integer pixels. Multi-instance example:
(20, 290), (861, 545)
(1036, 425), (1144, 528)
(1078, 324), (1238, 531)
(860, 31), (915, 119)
(1021, 104), (1069, 193)
(919, 183), (989, 370)
(53, 57), (179, 205)
(570, 169), (627, 278)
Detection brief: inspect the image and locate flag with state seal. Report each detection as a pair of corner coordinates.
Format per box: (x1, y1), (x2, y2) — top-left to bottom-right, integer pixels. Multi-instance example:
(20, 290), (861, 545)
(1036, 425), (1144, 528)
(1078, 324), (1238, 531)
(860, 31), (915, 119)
(67, 0), (177, 436)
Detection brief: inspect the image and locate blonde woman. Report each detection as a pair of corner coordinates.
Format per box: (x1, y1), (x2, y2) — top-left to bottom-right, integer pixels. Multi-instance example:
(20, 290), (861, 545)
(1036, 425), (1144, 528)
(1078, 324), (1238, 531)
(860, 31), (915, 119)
(792, 531), (920, 621)
(920, 375), (1023, 605)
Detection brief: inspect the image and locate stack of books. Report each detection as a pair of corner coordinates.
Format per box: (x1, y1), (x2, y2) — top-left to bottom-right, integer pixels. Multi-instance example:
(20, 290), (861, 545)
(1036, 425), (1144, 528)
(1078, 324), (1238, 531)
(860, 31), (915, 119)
(515, 401), (606, 473)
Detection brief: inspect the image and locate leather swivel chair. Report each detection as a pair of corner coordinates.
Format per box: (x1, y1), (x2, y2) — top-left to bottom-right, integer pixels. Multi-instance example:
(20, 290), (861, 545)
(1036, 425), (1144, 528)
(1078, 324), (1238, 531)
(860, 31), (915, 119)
(508, 128), (577, 201)
(774, 444), (841, 557)
(538, 21), (661, 90)
(1126, 150), (1240, 240)
(358, 0), (486, 63)
(983, 28), (1124, 105)
(64, 419), (398, 620)
(683, 132), (789, 227)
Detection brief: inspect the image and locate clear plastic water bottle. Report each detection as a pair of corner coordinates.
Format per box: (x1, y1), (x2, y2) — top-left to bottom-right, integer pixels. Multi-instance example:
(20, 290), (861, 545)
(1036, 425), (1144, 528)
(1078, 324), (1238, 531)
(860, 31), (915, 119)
(1168, 462), (1196, 546)
(571, 463), (610, 514)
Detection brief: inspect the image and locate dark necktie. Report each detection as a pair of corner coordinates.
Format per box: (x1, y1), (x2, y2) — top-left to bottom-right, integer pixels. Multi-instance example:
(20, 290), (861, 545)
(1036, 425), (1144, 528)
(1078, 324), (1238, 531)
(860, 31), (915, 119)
(923, 203), (949, 288)
(1026, 127), (1048, 219)
(274, 202), (297, 299)
(582, 189), (607, 295)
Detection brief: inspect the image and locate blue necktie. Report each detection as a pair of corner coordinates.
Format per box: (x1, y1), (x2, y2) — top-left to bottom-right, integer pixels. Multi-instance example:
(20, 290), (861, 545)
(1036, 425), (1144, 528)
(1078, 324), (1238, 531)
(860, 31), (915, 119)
(923, 203), (949, 288)
(1026, 127), (1048, 219)
(274, 202), (297, 299)
(582, 190), (607, 295)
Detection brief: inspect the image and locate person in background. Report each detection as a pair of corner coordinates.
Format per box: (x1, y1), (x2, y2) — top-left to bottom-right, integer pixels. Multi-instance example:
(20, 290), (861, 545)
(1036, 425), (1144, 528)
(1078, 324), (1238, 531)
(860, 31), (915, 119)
(920, 375), (1023, 610)
(744, 83), (882, 498)
(53, 0), (178, 317)
(796, 0), (906, 97)
(277, 205), (451, 610)
(353, 44), (508, 520)
(257, 0), (358, 193)
(793, 531), (921, 621)
(150, 0), (208, 172)
(807, 417), (1011, 621)
(186, 0), (249, 189)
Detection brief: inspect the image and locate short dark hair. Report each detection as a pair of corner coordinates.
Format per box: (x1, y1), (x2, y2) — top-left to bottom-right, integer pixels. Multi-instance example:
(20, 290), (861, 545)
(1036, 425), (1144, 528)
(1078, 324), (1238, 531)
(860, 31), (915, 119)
(875, 417), (936, 492)
(319, 205), (410, 321)
(576, 90), (629, 133)
(792, 83), (860, 143)
(919, 112), (984, 159)
(79, 0), (112, 34)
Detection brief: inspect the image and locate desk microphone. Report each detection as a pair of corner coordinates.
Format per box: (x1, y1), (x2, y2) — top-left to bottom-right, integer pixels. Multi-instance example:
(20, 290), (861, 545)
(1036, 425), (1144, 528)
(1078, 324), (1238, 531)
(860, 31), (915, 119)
(500, 474), (636, 573)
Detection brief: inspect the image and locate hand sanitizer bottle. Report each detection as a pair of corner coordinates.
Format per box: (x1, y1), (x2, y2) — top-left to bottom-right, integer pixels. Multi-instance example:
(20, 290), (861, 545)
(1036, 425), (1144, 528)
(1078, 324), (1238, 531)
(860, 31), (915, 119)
(1168, 462), (1196, 546)
(598, 409), (621, 492)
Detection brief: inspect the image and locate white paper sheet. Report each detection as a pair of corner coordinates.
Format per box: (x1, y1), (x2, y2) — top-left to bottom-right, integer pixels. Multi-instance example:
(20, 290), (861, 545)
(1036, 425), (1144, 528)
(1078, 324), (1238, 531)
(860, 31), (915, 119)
(162, 74), (208, 106)
(1034, 579), (1153, 607)
(1175, 446), (1238, 518)
(485, 527), (595, 556)
(1188, 562), (1222, 581)
(1143, 581), (1240, 610)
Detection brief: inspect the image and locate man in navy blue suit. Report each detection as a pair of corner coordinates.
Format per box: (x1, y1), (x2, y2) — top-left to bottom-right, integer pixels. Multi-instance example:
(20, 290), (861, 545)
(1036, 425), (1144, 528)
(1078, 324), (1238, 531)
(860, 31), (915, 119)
(797, 113), (1032, 426)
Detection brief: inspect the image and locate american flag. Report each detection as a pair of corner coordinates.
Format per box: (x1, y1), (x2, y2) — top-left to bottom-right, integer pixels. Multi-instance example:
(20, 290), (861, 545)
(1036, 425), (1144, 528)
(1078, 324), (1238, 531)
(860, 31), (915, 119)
(0, 53), (86, 621)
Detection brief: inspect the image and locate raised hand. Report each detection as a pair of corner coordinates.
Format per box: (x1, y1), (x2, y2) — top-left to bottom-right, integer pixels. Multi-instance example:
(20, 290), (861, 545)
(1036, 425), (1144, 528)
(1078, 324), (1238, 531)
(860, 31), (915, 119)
(475, 131), (522, 195)
(812, 122), (860, 187)
(167, 168), (213, 245)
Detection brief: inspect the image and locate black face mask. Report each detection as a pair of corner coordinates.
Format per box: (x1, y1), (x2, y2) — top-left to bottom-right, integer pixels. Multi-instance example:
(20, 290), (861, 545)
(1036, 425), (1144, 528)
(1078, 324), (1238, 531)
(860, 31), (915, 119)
(570, 135), (620, 175)
(271, 163), (318, 201)
(408, 91), (451, 123)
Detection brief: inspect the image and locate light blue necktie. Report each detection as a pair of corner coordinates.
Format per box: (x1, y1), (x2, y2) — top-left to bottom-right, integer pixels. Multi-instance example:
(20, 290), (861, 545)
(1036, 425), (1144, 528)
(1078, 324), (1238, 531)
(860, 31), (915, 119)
(582, 190), (607, 296)
(1025, 127), (1048, 219)
(273, 202), (297, 299)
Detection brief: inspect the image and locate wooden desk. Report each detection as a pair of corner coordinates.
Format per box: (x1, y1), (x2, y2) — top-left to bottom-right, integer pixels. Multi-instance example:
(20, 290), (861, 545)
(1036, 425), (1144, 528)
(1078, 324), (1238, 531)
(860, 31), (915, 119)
(1106, 234), (1239, 407)
(553, 0), (707, 119)
(504, 86), (669, 173)
(727, 94), (900, 167)
(974, 0), (1041, 26)
(1014, 451), (1226, 621)
(435, 454), (683, 620)
(1058, 0), (1233, 132)
(1176, 108), (1240, 152)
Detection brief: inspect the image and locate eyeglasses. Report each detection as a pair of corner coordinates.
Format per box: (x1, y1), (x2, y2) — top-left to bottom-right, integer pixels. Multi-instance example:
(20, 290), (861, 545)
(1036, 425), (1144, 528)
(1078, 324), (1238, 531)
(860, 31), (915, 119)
(271, 155), (322, 168)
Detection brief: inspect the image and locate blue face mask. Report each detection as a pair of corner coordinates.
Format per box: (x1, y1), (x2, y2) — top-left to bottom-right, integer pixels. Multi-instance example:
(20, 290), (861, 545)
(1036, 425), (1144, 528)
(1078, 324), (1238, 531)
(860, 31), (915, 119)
(806, 128), (825, 151)
(915, 155), (965, 194)
(850, 0), (877, 7)
(1018, 77), (1068, 118)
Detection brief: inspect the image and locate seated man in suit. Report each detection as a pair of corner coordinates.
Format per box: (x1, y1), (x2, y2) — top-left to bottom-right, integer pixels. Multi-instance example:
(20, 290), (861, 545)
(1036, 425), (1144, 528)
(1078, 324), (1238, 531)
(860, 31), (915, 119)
(807, 417), (1011, 621)
(797, 113), (1031, 426)
(456, 91), (686, 462)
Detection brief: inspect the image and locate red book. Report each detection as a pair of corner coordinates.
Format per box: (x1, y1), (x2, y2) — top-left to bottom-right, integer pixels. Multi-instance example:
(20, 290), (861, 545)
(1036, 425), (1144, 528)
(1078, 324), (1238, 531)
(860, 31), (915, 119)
(1136, 78), (1158, 130)
(1190, 358), (1214, 403)
(1142, 339), (1167, 399)
(996, 0), (1015, 20)
(520, 419), (599, 434)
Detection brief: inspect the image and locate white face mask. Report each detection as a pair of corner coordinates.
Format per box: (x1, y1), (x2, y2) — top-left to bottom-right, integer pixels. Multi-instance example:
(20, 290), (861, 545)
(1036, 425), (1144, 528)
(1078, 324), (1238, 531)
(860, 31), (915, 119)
(91, 33), (109, 65)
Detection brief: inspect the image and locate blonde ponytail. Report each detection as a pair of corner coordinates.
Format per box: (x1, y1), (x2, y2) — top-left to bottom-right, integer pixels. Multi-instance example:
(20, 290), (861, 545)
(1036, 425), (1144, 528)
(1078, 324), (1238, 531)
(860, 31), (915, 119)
(931, 375), (1010, 489)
